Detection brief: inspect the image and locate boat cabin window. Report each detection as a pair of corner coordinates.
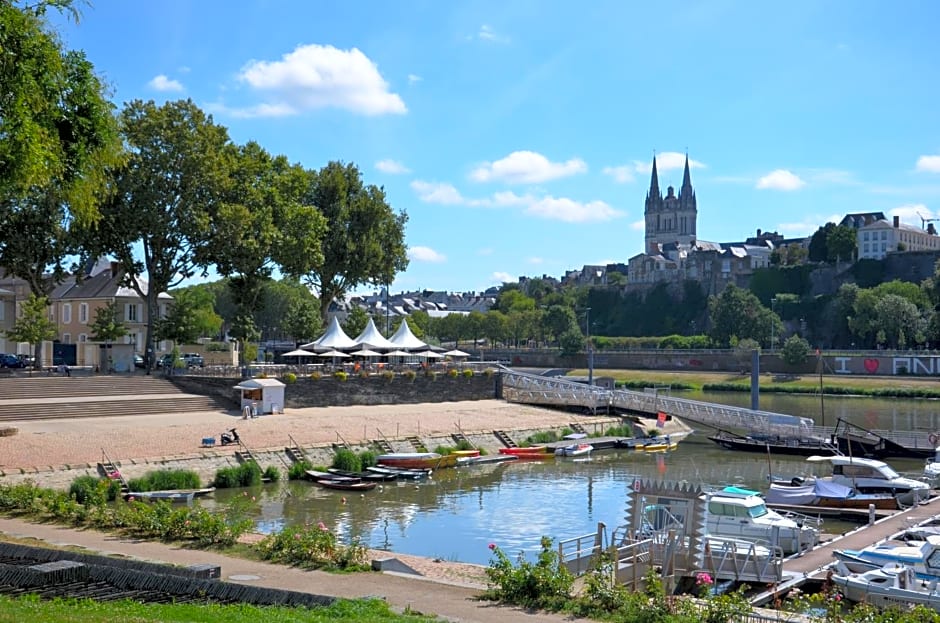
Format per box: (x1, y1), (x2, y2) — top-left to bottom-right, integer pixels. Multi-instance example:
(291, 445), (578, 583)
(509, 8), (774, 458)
(927, 550), (940, 570)
(747, 503), (769, 518)
(834, 464), (880, 479)
(708, 501), (750, 518)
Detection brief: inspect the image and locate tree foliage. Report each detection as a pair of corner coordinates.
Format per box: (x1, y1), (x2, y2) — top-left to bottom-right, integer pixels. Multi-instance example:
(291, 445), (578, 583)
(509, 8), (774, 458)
(826, 224), (858, 263)
(156, 288), (221, 345)
(707, 284), (780, 348)
(88, 300), (128, 344)
(4, 293), (57, 367)
(83, 99), (231, 368)
(283, 162), (408, 322)
(342, 307), (370, 338)
(780, 335), (811, 366)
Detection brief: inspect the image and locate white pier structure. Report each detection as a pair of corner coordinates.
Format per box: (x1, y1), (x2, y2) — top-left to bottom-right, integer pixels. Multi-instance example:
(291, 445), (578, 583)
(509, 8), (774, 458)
(499, 367), (815, 437)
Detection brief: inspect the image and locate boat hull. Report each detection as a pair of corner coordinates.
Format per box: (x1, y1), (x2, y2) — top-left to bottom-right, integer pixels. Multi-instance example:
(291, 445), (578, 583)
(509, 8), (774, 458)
(124, 488), (215, 503)
(708, 433), (835, 457)
(376, 452), (444, 469)
(314, 479), (377, 492)
(498, 447), (548, 456)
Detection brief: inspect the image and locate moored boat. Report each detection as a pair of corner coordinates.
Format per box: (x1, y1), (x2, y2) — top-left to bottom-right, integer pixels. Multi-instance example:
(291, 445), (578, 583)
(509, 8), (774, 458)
(366, 465), (432, 480)
(304, 469), (358, 482)
(327, 468), (397, 481)
(766, 478), (901, 510)
(376, 452), (444, 469)
(123, 487), (215, 503)
(313, 479), (377, 492)
(708, 429), (838, 457)
(805, 455), (930, 506)
(498, 446), (548, 456)
(554, 443), (594, 457)
(834, 535), (940, 581)
(451, 449), (481, 459)
(831, 561), (940, 611)
(703, 486), (819, 555)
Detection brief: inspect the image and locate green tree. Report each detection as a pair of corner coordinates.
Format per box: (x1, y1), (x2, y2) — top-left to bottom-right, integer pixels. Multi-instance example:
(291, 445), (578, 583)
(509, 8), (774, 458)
(780, 334), (811, 366)
(156, 288), (221, 346)
(82, 99), (231, 370)
(0, 2), (122, 225)
(284, 297), (321, 344)
(558, 325), (585, 356)
(494, 289), (536, 314)
(0, 193), (73, 298)
(826, 224), (857, 263)
(874, 294), (926, 349)
(707, 284), (780, 348)
(284, 162), (408, 322)
(400, 311), (429, 340)
(482, 310), (509, 347)
(543, 304), (578, 344)
(807, 223), (835, 263)
(88, 301), (127, 373)
(4, 294), (57, 369)
(228, 313), (260, 364)
(342, 307), (370, 338)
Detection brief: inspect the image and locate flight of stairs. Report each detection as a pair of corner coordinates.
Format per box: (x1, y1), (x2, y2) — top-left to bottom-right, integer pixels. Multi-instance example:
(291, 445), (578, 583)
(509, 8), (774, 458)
(406, 435), (428, 452)
(0, 376), (229, 422)
(493, 430), (517, 448)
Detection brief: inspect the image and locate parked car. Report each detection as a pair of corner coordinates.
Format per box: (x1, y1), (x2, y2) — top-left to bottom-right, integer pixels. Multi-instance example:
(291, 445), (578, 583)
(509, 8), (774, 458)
(182, 353), (204, 368)
(16, 354), (35, 368)
(134, 355), (145, 369)
(0, 354), (25, 368)
(157, 354), (176, 369)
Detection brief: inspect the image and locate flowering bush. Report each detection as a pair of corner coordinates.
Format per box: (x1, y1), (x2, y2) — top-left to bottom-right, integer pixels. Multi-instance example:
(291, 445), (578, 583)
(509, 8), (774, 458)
(482, 537), (573, 610)
(462, 368), (474, 379)
(257, 523), (367, 570)
(282, 372), (297, 384)
(447, 368), (459, 378)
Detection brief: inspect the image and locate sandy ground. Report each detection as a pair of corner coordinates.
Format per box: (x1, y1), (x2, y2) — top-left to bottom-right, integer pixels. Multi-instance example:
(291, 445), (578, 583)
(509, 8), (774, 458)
(0, 399), (608, 472)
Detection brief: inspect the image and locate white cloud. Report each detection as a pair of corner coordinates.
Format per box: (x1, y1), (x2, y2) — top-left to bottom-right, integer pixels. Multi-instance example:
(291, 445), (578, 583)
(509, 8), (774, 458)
(410, 180), (465, 205)
(756, 169), (805, 191)
(492, 271), (515, 283)
(602, 165), (635, 184)
(235, 43), (406, 117)
(476, 24), (509, 42)
(375, 159), (410, 174)
(890, 203), (934, 224)
(527, 257), (543, 265)
(633, 152), (706, 174)
(916, 155), (940, 173)
(408, 246), (446, 263)
(148, 74), (184, 92)
(470, 150), (587, 184)
(407, 74), (422, 85)
(411, 181), (622, 223)
(630, 220), (645, 231)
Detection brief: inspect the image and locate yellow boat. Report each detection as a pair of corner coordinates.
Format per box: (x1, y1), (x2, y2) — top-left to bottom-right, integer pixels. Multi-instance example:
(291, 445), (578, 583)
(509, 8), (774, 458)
(634, 441), (678, 453)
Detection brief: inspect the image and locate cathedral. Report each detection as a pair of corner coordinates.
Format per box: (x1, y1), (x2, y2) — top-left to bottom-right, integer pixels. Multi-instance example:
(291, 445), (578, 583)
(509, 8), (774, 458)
(644, 154), (697, 254)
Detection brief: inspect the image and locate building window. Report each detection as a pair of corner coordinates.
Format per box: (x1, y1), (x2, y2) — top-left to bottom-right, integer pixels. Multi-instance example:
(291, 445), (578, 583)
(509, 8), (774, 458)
(126, 303), (139, 322)
(62, 303), (72, 324)
(79, 334), (87, 343)
(63, 333), (71, 344)
(863, 232), (869, 241)
(79, 303), (88, 324)
(881, 231), (887, 240)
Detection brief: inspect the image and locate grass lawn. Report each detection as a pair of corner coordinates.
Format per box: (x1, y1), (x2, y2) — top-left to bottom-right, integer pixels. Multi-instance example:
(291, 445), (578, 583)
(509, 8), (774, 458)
(567, 368), (940, 393)
(0, 594), (435, 623)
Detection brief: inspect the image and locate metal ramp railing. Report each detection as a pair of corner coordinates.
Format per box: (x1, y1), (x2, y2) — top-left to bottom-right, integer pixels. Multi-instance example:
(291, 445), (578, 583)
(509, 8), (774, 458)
(498, 367), (815, 437)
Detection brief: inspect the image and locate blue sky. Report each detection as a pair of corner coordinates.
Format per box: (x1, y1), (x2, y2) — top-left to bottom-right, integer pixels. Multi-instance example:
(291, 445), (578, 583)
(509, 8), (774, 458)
(53, 0), (940, 293)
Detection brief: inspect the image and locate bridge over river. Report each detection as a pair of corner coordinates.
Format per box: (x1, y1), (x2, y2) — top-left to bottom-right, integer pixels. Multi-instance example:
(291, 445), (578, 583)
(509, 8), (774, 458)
(499, 367), (816, 437)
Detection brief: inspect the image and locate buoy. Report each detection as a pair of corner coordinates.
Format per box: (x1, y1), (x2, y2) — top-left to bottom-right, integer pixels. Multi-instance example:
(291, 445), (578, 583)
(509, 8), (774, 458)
(341, 497), (347, 504)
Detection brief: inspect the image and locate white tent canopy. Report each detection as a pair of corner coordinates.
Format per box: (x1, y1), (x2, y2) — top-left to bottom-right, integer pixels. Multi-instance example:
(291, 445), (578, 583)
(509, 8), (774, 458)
(282, 348), (317, 357)
(443, 349), (471, 358)
(385, 350), (413, 358)
(352, 348), (382, 357)
(317, 349), (351, 358)
(416, 350), (444, 359)
(301, 317), (358, 351)
(353, 318), (397, 350)
(388, 318), (427, 350)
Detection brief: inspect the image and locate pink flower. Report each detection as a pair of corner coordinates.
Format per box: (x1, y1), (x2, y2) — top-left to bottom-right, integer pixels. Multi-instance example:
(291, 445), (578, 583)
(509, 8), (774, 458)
(488, 543), (496, 550)
(834, 594), (842, 602)
(317, 522), (328, 531)
(696, 572), (713, 586)
(127, 496), (135, 502)
(294, 533), (301, 540)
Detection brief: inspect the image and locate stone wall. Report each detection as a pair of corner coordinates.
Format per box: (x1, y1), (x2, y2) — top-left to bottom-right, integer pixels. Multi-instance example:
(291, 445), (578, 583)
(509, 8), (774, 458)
(169, 372), (498, 408)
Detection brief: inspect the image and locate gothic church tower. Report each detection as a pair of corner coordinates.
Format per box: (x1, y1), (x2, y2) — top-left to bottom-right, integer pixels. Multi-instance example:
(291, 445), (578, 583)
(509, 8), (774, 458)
(644, 155), (697, 254)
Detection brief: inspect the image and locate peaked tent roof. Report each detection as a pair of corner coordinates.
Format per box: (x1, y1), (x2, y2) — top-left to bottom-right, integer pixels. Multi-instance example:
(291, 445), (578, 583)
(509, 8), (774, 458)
(388, 319), (427, 350)
(301, 317), (358, 351)
(353, 318), (396, 350)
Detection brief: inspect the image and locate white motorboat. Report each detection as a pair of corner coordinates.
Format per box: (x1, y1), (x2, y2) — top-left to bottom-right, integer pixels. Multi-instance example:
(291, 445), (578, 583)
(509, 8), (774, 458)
(834, 534), (940, 581)
(924, 448), (940, 486)
(704, 487), (820, 555)
(806, 455), (930, 506)
(832, 561), (940, 611)
(554, 443), (593, 457)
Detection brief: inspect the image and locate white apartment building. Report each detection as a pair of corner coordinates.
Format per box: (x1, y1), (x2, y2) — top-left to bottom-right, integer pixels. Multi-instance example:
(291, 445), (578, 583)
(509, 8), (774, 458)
(857, 216), (940, 260)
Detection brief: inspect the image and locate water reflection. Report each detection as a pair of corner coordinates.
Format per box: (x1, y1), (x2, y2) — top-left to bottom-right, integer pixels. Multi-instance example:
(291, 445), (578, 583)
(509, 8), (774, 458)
(205, 394), (936, 565)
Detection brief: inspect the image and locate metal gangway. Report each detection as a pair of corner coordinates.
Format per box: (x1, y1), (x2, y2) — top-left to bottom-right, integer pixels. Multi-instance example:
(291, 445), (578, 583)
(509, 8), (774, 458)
(499, 367), (815, 438)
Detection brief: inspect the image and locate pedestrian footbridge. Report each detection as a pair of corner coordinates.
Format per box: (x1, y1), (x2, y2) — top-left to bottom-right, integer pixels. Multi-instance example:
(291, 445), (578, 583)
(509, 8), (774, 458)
(498, 367), (815, 437)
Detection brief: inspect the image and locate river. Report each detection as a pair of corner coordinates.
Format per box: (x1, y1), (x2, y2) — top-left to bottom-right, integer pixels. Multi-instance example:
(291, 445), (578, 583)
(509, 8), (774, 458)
(204, 392), (937, 565)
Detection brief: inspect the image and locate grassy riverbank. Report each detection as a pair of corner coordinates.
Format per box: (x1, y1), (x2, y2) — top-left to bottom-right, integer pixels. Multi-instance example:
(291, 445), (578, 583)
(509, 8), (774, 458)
(567, 368), (940, 398)
(0, 594), (433, 623)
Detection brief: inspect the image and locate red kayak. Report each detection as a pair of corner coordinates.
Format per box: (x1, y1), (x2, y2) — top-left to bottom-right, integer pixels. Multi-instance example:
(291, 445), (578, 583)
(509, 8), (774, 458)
(498, 447), (548, 456)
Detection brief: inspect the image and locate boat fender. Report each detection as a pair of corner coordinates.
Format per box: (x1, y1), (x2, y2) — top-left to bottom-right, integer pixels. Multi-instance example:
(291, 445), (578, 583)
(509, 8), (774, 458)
(791, 477), (805, 486)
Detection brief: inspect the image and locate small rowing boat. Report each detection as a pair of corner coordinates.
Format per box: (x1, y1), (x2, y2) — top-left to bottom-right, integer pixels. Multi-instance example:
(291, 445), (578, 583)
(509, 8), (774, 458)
(554, 443), (594, 457)
(498, 446), (548, 456)
(123, 488), (215, 503)
(376, 452), (444, 469)
(313, 479), (377, 492)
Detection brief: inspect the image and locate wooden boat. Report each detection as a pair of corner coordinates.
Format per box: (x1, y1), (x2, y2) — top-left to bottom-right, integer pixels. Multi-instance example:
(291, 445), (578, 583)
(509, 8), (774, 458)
(376, 452), (444, 469)
(835, 418), (935, 460)
(498, 446), (548, 456)
(327, 468), (397, 481)
(366, 465), (432, 480)
(451, 449), (481, 459)
(554, 443), (594, 457)
(634, 440), (678, 453)
(304, 469), (358, 482)
(708, 429), (837, 457)
(457, 454), (519, 467)
(766, 479), (901, 510)
(313, 479), (377, 492)
(124, 488), (215, 503)
(831, 561), (940, 611)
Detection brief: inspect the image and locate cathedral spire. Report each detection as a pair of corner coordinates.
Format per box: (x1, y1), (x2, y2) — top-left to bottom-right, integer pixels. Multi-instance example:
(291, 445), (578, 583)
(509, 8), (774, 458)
(648, 156), (661, 199)
(680, 153), (693, 197)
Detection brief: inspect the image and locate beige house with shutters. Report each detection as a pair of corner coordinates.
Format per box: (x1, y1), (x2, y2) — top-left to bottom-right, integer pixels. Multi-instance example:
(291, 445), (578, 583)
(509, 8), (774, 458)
(47, 260), (173, 370)
(0, 287), (15, 354)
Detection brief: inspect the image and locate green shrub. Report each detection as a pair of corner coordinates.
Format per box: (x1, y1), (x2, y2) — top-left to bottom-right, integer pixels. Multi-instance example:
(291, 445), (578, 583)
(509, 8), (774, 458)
(447, 368), (459, 378)
(127, 469), (200, 492)
(68, 476), (120, 504)
(525, 430), (559, 445)
(404, 369), (417, 381)
(358, 450), (377, 469)
(287, 460), (312, 480)
(212, 462), (262, 488)
(455, 439), (474, 451)
(282, 372), (297, 384)
(462, 368), (474, 378)
(333, 370), (348, 382)
(483, 537), (573, 610)
(381, 370), (395, 382)
(434, 445), (455, 455)
(309, 371), (321, 380)
(257, 523), (368, 570)
(332, 448), (361, 472)
(263, 465), (281, 482)
(604, 424), (633, 437)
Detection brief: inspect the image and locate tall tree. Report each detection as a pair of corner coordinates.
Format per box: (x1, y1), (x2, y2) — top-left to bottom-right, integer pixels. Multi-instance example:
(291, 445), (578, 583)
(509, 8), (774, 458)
(284, 162), (409, 322)
(88, 300), (127, 373)
(284, 298), (322, 344)
(827, 224), (858, 263)
(807, 223), (835, 263)
(82, 99), (231, 370)
(707, 284), (780, 348)
(342, 307), (370, 338)
(198, 142), (326, 348)
(4, 294), (57, 369)
(156, 288), (222, 346)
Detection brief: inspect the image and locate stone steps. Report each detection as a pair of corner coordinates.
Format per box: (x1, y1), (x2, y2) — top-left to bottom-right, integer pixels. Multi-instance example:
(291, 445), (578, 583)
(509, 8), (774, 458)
(0, 376), (180, 401)
(0, 397), (225, 423)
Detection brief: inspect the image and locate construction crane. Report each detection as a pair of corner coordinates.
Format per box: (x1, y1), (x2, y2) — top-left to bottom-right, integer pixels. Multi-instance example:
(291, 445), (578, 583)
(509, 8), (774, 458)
(919, 212), (940, 230)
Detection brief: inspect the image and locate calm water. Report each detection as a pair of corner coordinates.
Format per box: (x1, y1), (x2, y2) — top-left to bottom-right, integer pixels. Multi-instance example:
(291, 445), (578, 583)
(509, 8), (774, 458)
(204, 393), (936, 565)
